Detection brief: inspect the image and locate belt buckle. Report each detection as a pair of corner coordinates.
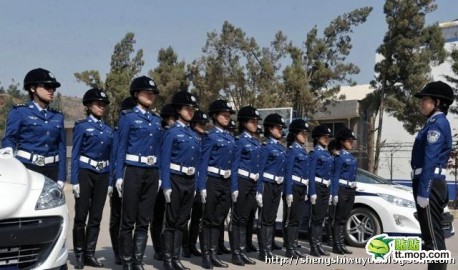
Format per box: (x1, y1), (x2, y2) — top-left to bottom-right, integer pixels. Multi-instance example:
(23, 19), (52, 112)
(223, 170), (231, 179)
(186, 167), (195, 176)
(147, 156), (155, 165)
(304, 179), (309, 185)
(349, 182), (356, 188)
(252, 173), (259, 181)
(34, 155), (45, 166)
(96, 162), (104, 170)
(277, 176), (284, 184)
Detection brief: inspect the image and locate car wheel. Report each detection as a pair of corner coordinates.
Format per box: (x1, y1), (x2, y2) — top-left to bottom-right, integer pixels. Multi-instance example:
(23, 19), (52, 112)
(345, 207), (381, 248)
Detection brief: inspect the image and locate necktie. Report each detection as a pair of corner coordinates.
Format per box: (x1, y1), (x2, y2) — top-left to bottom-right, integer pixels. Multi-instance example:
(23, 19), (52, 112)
(41, 110), (47, 118)
(145, 112), (150, 119)
(97, 120), (102, 128)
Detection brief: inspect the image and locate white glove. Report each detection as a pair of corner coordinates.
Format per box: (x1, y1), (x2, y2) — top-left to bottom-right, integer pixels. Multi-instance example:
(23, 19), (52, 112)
(0, 147), (13, 155)
(310, 194), (317, 205)
(256, 192), (263, 208)
(304, 195), (308, 202)
(116, 178), (123, 198)
(158, 179), (162, 192)
(332, 196), (339, 206)
(417, 196), (429, 208)
(200, 189), (207, 204)
(232, 191), (239, 203)
(328, 195), (332, 205)
(286, 194), (293, 207)
(164, 189), (172, 203)
(72, 184), (80, 198)
(57, 181), (64, 190)
(108, 186), (113, 197)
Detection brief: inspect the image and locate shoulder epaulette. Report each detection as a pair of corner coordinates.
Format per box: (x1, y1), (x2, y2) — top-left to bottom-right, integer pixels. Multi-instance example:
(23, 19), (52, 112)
(49, 107), (62, 114)
(75, 119), (88, 125)
(13, 103), (27, 108)
(150, 110), (160, 117)
(122, 109), (133, 114)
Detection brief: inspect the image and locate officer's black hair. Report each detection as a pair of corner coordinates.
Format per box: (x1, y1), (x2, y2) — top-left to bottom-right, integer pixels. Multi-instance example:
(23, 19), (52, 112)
(238, 120), (247, 135)
(263, 124), (274, 138)
(329, 139), (339, 153)
(433, 97), (450, 115)
(286, 131), (298, 147)
(27, 85), (36, 100)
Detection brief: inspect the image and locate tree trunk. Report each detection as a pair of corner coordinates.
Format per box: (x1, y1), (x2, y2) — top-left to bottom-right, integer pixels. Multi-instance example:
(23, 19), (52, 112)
(374, 80), (386, 175)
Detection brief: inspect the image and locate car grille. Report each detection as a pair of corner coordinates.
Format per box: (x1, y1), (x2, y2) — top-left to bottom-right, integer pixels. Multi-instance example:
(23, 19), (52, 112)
(0, 216), (63, 269)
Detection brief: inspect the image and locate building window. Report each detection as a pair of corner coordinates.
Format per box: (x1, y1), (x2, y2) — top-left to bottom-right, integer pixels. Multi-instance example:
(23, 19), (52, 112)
(321, 122), (346, 136)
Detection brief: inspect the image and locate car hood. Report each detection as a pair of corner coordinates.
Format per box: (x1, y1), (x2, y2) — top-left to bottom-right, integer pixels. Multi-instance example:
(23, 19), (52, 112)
(357, 182), (414, 201)
(0, 154), (33, 219)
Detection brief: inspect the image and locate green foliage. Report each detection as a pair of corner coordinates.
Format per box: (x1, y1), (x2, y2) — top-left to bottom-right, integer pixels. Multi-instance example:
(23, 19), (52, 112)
(148, 46), (188, 110)
(0, 81), (27, 136)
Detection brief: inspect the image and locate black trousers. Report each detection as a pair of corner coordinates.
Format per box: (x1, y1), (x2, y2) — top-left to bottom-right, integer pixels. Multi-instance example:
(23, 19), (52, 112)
(260, 181), (282, 226)
(151, 189), (166, 252)
(334, 186), (356, 226)
(232, 177), (257, 226)
(311, 183), (330, 225)
(164, 173), (195, 232)
(119, 166), (159, 238)
(109, 186), (122, 252)
(282, 184), (307, 227)
(187, 192), (203, 244)
(74, 169), (109, 229)
(412, 178), (448, 251)
(202, 176), (231, 229)
(24, 163), (58, 182)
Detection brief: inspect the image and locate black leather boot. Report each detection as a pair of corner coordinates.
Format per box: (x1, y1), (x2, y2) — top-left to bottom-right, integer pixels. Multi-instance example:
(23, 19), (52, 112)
(190, 244), (202, 256)
(230, 225), (244, 266)
(200, 228), (213, 269)
(162, 231), (174, 270)
(119, 230), (133, 270)
(210, 228), (228, 267)
(132, 230), (148, 270)
(338, 225), (352, 254)
(284, 226), (294, 258)
(324, 217), (334, 246)
(246, 221), (258, 252)
(332, 225), (345, 255)
(315, 225), (330, 256)
(109, 226), (122, 265)
(181, 224), (191, 258)
(257, 226), (268, 261)
(217, 223), (231, 255)
(292, 226), (305, 258)
(172, 230), (190, 270)
(73, 227), (85, 269)
(265, 226), (275, 258)
(308, 227), (320, 257)
(84, 228), (104, 267)
(239, 226), (256, 264)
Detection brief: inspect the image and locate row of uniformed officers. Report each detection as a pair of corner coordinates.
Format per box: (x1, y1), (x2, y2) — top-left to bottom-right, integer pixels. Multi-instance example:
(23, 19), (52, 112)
(1, 68), (360, 270)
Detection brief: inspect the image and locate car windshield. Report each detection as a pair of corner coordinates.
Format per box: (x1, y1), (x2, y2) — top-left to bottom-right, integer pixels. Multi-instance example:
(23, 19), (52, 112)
(356, 169), (392, 185)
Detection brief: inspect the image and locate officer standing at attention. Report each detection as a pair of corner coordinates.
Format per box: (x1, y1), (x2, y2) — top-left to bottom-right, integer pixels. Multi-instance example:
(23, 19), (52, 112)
(161, 90), (200, 270)
(229, 105), (262, 266)
(331, 128), (357, 255)
(116, 76), (162, 270)
(151, 103), (176, 262)
(256, 113), (287, 261)
(1, 68), (66, 188)
(412, 81), (453, 270)
(182, 110), (209, 258)
(109, 97), (136, 265)
(283, 119), (316, 259)
(308, 125), (333, 257)
(197, 99), (236, 269)
(71, 88), (113, 269)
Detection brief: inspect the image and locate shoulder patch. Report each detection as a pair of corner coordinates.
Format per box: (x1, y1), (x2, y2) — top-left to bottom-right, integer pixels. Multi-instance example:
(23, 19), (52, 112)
(75, 119), (88, 124)
(427, 130), (441, 144)
(49, 107), (62, 114)
(13, 103), (27, 108)
(122, 109), (133, 114)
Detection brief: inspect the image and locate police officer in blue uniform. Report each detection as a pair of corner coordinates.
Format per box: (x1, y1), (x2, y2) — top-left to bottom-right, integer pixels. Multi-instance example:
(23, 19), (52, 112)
(151, 103), (176, 262)
(331, 128), (357, 255)
(71, 88), (113, 269)
(283, 119), (316, 258)
(1, 68), (66, 188)
(182, 110), (209, 258)
(256, 113), (287, 261)
(324, 139), (338, 246)
(109, 97), (136, 265)
(229, 105), (262, 266)
(412, 81), (453, 270)
(161, 90), (200, 270)
(308, 125), (333, 257)
(197, 99), (236, 269)
(116, 76), (162, 270)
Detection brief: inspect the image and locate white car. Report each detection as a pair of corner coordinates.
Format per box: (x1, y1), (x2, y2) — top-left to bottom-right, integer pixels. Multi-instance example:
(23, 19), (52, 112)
(276, 169), (454, 247)
(0, 152), (69, 269)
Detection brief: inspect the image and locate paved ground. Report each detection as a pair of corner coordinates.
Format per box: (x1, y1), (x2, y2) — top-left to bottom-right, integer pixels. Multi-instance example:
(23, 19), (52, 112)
(63, 186), (457, 269)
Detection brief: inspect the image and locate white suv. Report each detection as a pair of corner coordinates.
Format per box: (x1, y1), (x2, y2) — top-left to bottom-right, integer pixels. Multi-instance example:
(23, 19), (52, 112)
(0, 152), (69, 269)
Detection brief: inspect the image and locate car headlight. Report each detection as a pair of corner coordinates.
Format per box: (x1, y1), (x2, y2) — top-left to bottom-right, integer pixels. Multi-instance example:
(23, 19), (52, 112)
(377, 193), (415, 208)
(36, 177), (65, 210)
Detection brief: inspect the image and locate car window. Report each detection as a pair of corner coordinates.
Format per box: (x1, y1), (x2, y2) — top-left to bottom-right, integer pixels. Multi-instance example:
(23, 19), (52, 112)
(356, 169), (392, 184)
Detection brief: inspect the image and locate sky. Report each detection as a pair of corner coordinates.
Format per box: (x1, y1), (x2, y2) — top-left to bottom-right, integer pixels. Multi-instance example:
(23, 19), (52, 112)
(0, 0), (456, 98)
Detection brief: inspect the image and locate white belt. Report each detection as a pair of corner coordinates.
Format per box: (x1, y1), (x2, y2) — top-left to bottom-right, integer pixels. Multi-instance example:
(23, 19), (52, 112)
(315, 177), (330, 187)
(126, 154), (157, 165)
(16, 150), (59, 166)
(238, 169), (259, 181)
(170, 163), (195, 176)
(263, 173), (284, 184)
(292, 175), (309, 185)
(412, 167), (446, 178)
(208, 166), (231, 178)
(339, 179), (356, 188)
(79, 156), (109, 170)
